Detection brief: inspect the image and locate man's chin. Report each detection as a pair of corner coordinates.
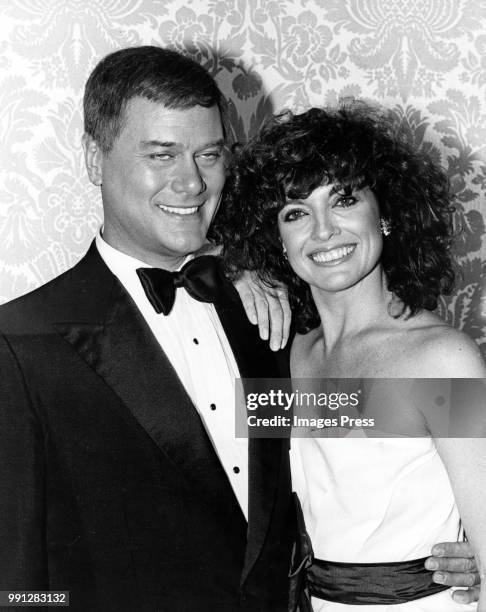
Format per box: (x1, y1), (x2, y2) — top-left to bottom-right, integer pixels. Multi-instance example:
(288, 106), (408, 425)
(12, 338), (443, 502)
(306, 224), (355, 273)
(154, 240), (207, 263)
(164, 233), (208, 256)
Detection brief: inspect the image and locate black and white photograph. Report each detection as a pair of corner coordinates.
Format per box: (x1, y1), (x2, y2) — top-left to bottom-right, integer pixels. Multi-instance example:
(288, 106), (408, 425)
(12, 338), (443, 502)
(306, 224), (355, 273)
(0, 1), (485, 610)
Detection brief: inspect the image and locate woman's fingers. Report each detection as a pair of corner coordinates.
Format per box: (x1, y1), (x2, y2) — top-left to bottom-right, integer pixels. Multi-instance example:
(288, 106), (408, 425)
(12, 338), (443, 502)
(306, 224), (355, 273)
(233, 275), (258, 325)
(233, 273), (291, 350)
(274, 287), (291, 349)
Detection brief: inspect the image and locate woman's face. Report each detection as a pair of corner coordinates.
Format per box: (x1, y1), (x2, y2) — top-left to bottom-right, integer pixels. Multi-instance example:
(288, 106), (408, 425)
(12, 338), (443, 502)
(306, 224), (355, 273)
(277, 183), (383, 294)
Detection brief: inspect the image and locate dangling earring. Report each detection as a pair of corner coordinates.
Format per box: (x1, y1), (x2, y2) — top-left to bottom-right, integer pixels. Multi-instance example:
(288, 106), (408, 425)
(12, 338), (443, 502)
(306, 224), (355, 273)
(380, 218), (391, 236)
(282, 244), (288, 259)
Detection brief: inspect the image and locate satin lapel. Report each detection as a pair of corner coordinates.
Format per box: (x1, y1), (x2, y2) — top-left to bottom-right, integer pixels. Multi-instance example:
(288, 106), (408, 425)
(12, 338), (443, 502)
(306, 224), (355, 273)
(214, 287), (286, 585)
(54, 253), (234, 504)
(214, 284), (287, 380)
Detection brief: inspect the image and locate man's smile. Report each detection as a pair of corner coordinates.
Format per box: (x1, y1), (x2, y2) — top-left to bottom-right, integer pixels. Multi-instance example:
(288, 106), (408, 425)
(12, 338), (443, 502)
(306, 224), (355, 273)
(156, 203), (202, 216)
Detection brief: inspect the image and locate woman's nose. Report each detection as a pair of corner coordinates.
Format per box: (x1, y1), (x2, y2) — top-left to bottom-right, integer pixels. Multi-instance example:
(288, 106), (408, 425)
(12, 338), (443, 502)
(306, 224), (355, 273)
(311, 210), (340, 241)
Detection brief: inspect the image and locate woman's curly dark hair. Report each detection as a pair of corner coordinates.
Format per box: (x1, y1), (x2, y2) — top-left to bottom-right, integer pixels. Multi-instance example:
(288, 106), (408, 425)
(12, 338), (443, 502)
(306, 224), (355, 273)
(212, 101), (455, 333)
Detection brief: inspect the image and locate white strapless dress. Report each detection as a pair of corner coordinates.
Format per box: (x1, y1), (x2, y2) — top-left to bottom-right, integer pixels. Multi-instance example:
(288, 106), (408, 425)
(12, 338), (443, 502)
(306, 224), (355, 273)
(290, 432), (477, 611)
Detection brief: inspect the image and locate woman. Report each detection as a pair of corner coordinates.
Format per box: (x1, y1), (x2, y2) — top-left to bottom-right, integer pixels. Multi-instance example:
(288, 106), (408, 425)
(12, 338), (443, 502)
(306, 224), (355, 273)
(216, 103), (486, 611)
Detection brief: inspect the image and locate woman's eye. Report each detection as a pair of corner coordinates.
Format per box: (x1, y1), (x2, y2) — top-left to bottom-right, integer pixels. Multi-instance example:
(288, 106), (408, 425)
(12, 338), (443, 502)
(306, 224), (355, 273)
(282, 209), (305, 222)
(335, 196), (357, 208)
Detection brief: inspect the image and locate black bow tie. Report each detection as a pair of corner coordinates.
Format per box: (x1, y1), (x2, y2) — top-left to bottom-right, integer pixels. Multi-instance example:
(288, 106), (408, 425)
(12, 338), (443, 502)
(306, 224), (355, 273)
(136, 256), (224, 315)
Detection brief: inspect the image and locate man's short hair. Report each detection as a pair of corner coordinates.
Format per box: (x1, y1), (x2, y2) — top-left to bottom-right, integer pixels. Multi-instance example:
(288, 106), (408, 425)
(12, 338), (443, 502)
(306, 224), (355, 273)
(83, 45), (227, 152)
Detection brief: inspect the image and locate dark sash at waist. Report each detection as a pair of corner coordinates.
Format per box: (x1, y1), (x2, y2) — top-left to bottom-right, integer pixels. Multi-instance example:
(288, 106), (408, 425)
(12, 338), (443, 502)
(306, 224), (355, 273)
(308, 556), (450, 605)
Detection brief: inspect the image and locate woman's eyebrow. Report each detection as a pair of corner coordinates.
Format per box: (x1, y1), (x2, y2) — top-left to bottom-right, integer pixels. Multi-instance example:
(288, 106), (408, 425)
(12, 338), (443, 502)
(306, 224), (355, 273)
(330, 184), (353, 195)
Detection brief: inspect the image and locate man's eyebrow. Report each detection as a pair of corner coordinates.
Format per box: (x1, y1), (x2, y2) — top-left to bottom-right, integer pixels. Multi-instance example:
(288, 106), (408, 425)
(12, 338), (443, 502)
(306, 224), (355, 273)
(200, 139), (226, 149)
(139, 139), (226, 149)
(140, 140), (177, 148)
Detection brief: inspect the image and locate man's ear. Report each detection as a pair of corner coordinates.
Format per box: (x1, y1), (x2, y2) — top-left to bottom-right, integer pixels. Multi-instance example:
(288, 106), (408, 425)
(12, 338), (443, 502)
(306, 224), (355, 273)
(82, 133), (104, 186)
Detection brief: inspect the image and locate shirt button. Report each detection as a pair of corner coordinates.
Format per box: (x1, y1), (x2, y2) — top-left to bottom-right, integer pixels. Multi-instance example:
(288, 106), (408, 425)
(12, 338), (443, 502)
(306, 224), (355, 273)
(233, 466), (240, 474)
(193, 338), (199, 345)
(210, 403), (216, 411)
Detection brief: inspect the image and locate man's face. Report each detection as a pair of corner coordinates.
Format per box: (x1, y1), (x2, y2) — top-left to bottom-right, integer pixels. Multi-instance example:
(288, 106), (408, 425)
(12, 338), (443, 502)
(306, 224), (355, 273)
(84, 97), (226, 269)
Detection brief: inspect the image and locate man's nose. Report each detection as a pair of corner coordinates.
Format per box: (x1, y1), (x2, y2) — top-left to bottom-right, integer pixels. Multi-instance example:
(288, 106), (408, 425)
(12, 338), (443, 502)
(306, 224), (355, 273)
(171, 159), (206, 195)
(311, 210), (340, 241)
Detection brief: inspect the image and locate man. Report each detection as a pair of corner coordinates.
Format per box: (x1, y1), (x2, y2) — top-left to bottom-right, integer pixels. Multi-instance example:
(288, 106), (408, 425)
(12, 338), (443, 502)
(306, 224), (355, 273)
(0, 46), (479, 611)
(0, 46), (293, 612)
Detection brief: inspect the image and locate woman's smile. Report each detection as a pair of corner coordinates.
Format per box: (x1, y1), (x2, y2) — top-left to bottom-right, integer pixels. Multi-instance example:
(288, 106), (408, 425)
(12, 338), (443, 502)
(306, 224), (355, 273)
(308, 244), (357, 265)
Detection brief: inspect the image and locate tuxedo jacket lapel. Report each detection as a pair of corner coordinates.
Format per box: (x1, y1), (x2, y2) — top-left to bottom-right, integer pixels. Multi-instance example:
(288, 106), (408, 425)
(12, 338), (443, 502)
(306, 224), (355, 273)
(54, 245), (241, 509)
(215, 287), (288, 586)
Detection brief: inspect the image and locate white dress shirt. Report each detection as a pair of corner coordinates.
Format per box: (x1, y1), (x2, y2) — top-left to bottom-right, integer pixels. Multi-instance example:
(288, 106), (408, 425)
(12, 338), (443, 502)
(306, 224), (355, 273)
(96, 234), (248, 518)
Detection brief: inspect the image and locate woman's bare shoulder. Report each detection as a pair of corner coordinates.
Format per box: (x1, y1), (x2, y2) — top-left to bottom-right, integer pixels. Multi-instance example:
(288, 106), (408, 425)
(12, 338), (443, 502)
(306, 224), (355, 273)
(403, 312), (485, 378)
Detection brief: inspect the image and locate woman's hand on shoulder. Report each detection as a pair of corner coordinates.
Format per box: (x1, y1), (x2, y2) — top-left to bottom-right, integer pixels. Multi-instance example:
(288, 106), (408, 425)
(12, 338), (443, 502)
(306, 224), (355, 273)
(233, 271), (291, 351)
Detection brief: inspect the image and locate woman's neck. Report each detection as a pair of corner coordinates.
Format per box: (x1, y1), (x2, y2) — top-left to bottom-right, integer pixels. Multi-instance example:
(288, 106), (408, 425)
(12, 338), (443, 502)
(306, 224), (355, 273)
(311, 266), (396, 351)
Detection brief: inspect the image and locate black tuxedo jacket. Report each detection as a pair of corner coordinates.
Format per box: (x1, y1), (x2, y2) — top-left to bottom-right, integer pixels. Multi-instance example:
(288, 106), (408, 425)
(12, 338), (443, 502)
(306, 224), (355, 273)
(0, 243), (294, 612)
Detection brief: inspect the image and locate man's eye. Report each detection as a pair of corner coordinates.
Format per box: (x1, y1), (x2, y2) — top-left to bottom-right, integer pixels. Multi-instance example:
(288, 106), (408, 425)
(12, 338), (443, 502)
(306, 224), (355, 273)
(149, 153), (173, 161)
(335, 196), (357, 208)
(283, 209), (305, 222)
(197, 151), (222, 162)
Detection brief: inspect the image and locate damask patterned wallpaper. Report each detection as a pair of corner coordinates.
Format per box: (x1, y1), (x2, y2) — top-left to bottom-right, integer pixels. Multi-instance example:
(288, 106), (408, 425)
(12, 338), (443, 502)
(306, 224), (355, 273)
(0, 0), (485, 353)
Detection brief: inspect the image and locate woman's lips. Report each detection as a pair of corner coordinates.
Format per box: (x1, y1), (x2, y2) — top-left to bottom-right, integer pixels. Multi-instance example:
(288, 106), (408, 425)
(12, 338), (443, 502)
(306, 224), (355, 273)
(309, 244), (356, 264)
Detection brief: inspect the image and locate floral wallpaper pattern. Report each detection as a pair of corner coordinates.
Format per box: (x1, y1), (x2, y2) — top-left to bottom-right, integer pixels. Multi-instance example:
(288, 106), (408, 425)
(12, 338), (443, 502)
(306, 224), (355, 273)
(0, 0), (484, 354)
